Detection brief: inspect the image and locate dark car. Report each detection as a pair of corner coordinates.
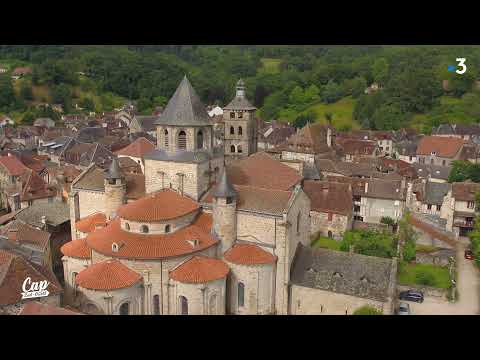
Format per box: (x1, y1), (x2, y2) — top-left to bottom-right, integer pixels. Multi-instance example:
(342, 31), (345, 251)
(465, 249), (475, 260)
(399, 290), (424, 303)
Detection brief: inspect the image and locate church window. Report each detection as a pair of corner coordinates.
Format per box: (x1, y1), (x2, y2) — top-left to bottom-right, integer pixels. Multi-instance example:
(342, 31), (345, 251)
(237, 145), (243, 153)
(296, 212), (301, 234)
(119, 302), (130, 315)
(197, 130), (204, 149)
(179, 296), (188, 315)
(165, 224), (171, 233)
(112, 243), (119, 252)
(230, 145), (236, 153)
(164, 129), (169, 148)
(237, 282), (245, 308)
(141, 225), (149, 233)
(238, 126), (243, 135)
(230, 112), (235, 119)
(226, 197), (233, 204)
(230, 126), (235, 135)
(153, 295), (160, 315)
(209, 294), (217, 315)
(238, 112), (243, 119)
(72, 272), (78, 296)
(178, 131), (187, 150)
(125, 222), (130, 230)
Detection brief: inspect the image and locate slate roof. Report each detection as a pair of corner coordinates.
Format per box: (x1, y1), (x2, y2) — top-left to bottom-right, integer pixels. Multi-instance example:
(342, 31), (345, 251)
(259, 126), (296, 146)
(224, 80), (256, 111)
(395, 140), (418, 157)
(213, 168), (237, 198)
(424, 181), (451, 205)
(279, 123), (334, 155)
(143, 149), (213, 163)
(413, 163), (451, 181)
(328, 176), (407, 201)
(15, 201), (70, 228)
(74, 127), (107, 143)
(290, 244), (394, 302)
(154, 76), (211, 127)
(132, 116), (158, 132)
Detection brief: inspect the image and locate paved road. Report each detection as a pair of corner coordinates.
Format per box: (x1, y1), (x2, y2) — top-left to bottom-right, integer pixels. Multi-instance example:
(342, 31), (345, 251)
(405, 242), (479, 315)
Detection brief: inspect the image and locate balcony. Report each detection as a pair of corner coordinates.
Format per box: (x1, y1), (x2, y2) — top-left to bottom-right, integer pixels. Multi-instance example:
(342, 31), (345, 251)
(453, 219), (475, 228)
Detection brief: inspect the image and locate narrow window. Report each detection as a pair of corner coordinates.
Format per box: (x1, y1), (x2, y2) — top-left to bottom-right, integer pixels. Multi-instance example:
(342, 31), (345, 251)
(178, 130), (187, 150)
(72, 272), (78, 297)
(442, 160), (446, 166)
(165, 224), (171, 233)
(179, 296), (188, 315)
(238, 126), (243, 135)
(125, 222), (130, 230)
(230, 126), (235, 135)
(296, 212), (301, 234)
(238, 112), (243, 119)
(141, 225), (149, 233)
(164, 129), (169, 148)
(230, 112), (235, 119)
(230, 145), (235, 153)
(209, 294), (217, 315)
(427, 204), (432, 210)
(197, 130), (203, 149)
(153, 295), (160, 315)
(237, 144), (243, 153)
(237, 282), (245, 308)
(436, 205), (441, 211)
(430, 158), (434, 165)
(119, 302), (130, 315)
(468, 201), (475, 209)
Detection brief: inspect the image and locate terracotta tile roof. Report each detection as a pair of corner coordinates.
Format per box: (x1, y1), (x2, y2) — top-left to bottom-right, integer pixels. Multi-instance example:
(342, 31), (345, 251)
(202, 184), (293, 215)
(303, 180), (353, 216)
(60, 238), (91, 259)
(0, 155), (29, 176)
(337, 138), (377, 155)
(18, 170), (56, 202)
(0, 249), (62, 306)
(224, 244), (277, 265)
(118, 189), (200, 222)
(75, 259), (142, 291)
(416, 136), (465, 158)
(170, 256), (229, 284)
(281, 123), (333, 154)
(452, 181), (480, 201)
(19, 301), (84, 315)
(227, 152), (302, 191)
(115, 137), (155, 158)
(86, 212), (217, 260)
(75, 212), (107, 234)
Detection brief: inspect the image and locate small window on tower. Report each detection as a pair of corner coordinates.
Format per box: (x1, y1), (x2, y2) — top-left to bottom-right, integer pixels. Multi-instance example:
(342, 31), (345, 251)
(238, 126), (243, 135)
(230, 112), (235, 119)
(141, 225), (149, 233)
(238, 112), (243, 119)
(230, 126), (235, 135)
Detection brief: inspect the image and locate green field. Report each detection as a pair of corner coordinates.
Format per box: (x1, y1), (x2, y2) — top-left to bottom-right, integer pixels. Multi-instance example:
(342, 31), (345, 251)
(304, 96), (359, 131)
(311, 236), (342, 251)
(259, 58), (282, 74)
(398, 263), (450, 289)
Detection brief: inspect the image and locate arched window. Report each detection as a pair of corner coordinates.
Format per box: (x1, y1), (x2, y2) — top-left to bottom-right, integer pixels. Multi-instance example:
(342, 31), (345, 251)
(153, 295), (160, 315)
(141, 225), (149, 234)
(178, 131), (187, 150)
(197, 130), (204, 149)
(237, 144), (243, 153)
(238, 282), (245, 308)
(165, 224), (171, 233)
(296, 212), (301, 234)
(179, 296), (188, 315)
(238, 126), (243, 135)
(209, 294), (217, 315)
(164, 129), (169, 148)
(125, 222), (130, 231)
(119, 302), (130, 315)
(230, 145), (236, 153)
(230, 126), (235, 135)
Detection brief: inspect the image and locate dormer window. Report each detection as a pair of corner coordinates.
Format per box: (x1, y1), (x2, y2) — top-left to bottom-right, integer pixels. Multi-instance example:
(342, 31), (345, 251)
(112, 243), (119, 252)
(125, 223), (130, 231)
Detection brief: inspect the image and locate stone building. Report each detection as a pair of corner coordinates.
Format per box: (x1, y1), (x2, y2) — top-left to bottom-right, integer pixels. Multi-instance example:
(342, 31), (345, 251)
(144, 76), (224, 201)
(408, 179), (451, 217)
(416, 136), (468, 167)
(222, 79), (258, 161)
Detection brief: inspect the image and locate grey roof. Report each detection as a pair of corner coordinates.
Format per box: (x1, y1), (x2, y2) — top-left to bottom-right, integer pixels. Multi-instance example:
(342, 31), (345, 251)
(213, 169), (237, 198)
(15, 201), (70, 228)
(33, 118), (55, 128)
(290, 244), (394, 302)
(395, 140), (417, 157)
(105, 157), (122, 180)
(432, 124), (455, 135)
(424, 181), (451, 205)
(154, 76), (211, 127)
(143, 149), (214, 164)
(224, 79), (256, 111)
(133, 116), (158, 132)
(74, 127), (107, 143)
(413, 163), (451, 181)
(303, 165), (321, 180)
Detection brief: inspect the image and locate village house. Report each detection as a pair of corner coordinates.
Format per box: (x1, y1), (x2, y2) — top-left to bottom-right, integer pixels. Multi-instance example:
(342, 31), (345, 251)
(413, 163), (450, 183)
(11, 66), (32, 80)
(431, 123), (480, 141)
(129, 115), (158, 138)
(303, 180), (353, 240)
(441, 181), (480, 237)
(115, 137), (155, 173)
(416, 136), (470, 166)
(336, 138), (379, 163)
(408, 179), (451, 217)
(289, 244), (397, 315)
(394, 140), (419, 164)
(258, 121), (296, 151)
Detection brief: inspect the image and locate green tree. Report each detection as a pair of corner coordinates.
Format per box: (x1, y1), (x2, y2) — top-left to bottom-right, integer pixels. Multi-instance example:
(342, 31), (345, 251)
(322, 80), (343, 104)
(340, 230), (397, 259)
(372, 58), (389, 86)
(19, 82), (34, 101)
(304, 84), (320, 103)
(293, 110), (316, 129)
(448, 161), (480, 183)
(0, 77), (16, 111)
(371, 104), (410, 130)
(80, 97), (95, 112)
(353, 305), (382, 315)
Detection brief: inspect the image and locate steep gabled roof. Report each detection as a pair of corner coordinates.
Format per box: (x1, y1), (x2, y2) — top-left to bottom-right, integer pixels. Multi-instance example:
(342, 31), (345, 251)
(416, 136), (465, 158)
(154, 76), (211, 127)
(115, 137), (155, 158)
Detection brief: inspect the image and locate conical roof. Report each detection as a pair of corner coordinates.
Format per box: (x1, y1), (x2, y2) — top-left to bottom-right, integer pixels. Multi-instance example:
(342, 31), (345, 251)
(105, 157), (122, 179)
(154, 76), (211, 127)
(214, 168), (237, 198)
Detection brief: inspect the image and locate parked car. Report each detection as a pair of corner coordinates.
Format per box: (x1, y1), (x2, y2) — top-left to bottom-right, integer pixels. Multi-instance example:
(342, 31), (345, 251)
(399, 290), (424, 303)
(465, 249), (475, 260)
(397, 302), (411, 315)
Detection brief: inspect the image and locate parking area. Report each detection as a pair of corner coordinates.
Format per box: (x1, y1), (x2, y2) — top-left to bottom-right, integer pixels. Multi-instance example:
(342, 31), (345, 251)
(397, 243), (479, 315)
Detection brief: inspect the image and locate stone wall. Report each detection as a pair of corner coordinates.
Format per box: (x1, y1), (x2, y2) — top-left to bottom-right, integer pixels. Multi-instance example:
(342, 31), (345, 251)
(170, 278), (226, 315)
(310, 211), (352, 240)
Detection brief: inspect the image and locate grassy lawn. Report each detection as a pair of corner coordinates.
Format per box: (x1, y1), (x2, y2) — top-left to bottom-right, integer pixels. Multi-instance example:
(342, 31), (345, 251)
(303, 96), (360, 131)
(416, 244), (440, 253)
(398, 263), (450, 289)
(259, 58), (282, 74)
(311, 236), (341, 251)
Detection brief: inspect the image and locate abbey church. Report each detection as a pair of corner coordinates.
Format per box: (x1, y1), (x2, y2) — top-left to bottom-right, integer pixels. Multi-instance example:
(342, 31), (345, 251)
(62, 76), (312, 315)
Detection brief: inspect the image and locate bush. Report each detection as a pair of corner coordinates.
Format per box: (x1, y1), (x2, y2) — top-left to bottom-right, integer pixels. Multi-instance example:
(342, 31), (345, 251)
(380, 216), (395, 226)
(403, 239), (416, 262)
(415, 271), (435, 286)
(353, 306), (382, 315)
(339, 230), (397, 259)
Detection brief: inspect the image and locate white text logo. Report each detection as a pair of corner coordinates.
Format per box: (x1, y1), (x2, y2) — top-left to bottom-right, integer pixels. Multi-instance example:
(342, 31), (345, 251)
(21, 277), (50, 300)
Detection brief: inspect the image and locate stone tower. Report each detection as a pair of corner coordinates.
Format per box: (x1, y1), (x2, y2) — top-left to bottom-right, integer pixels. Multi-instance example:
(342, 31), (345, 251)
(223, 79), (257, 161)
(213, 169), (237, 254)
(143, 75), (225, 200)
(104, 158), (126, 220)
